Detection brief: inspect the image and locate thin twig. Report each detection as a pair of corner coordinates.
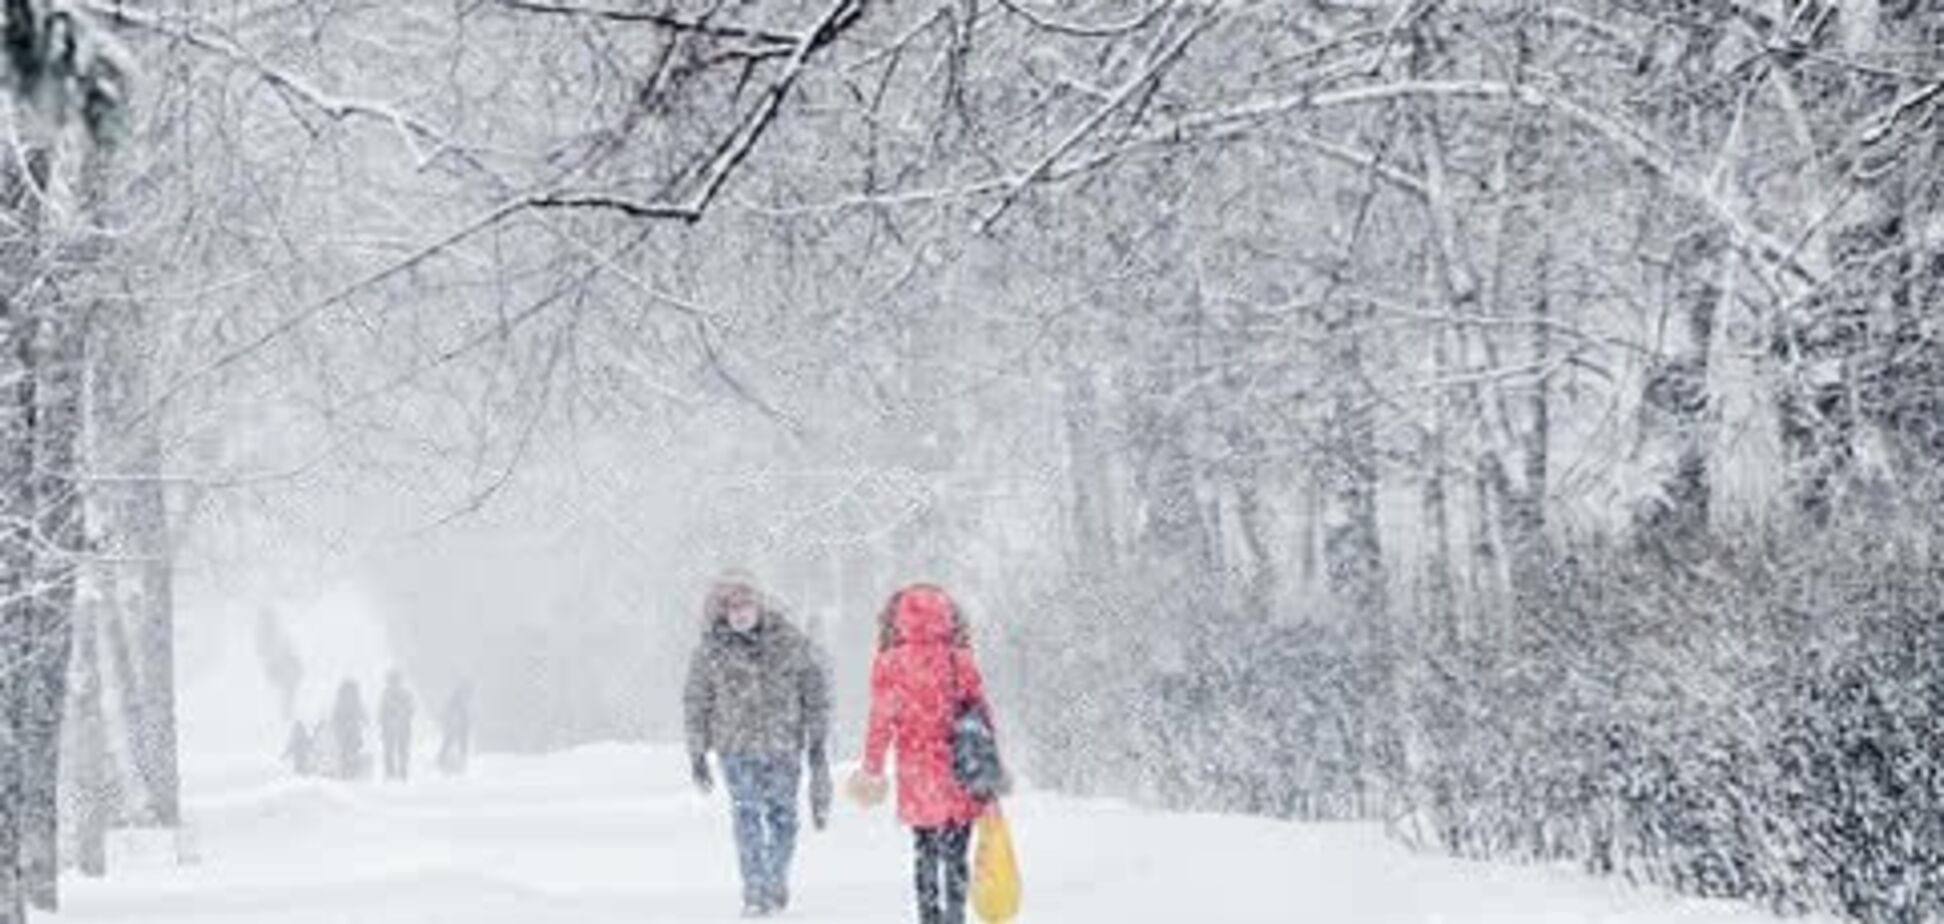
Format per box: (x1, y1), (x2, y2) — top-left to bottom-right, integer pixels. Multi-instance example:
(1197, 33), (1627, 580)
(496, 0), (799, 47)
(992, 0), (1174, 38)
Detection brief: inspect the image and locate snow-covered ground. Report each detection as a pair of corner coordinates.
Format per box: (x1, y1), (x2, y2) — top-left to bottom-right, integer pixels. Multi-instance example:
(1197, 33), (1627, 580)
(50, 744), (1829, 924)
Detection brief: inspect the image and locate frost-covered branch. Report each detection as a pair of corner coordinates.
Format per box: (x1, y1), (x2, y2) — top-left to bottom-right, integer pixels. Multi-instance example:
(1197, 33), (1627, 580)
(977, 4), (1222, 232)
(496, 0), (800, 48)
(1126, 76), (1819, 287)
(993, 0), (1175, 38)
(77, 1), (474, 172)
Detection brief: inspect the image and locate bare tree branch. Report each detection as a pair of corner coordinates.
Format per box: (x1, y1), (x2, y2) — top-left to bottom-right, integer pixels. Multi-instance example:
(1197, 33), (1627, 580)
(976, 4), (1223, 233)
(993, 0), (1175, 38)
(495, 0), (800, 47)
(78, 1), (487, 176)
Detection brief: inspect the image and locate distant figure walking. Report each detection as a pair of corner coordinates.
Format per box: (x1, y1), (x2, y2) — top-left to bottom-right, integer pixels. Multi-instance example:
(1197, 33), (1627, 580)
(254, 606), (304, 719)
(684, 572), (833, 918)
(330, 680), (370, 780)
(438, 683), (473, 775)
(380, 670), (416, 782)
(283, 720), (317, 776)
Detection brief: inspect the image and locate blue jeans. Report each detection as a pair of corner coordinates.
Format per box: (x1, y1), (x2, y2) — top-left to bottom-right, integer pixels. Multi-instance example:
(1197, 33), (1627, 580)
(721, 753), (802, 908)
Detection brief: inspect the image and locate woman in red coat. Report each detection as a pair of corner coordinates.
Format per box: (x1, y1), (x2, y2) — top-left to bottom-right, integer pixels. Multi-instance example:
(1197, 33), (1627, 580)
(853, 584), (1001, 924)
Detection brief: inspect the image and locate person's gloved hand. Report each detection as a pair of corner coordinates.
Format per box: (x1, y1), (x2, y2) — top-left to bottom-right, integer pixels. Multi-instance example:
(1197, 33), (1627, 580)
(808, 743), (833, 830)
(811, 781), (833, 829)
(690, 753), (714, 795)
(846, 768), (889, 808)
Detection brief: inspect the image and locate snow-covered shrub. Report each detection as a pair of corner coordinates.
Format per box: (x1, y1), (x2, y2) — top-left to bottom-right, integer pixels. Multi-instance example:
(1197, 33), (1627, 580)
(1006, 507), (1944, 923)
(1408, 517), (1944, 923)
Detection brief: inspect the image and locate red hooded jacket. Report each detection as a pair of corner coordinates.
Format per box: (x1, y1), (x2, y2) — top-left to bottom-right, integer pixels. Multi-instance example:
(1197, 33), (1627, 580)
(862, 586), (994, 828)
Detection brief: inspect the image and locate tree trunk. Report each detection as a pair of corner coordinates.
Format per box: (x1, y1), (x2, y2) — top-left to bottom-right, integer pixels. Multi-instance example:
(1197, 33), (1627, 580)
(67, 147), (121, 878)
(67, 586), (108, 878)
(1320, 303), (1387, 623)
(1061, 362), (1114, 580)
(1775, 2), (1932, 525)
(1633, 14), (1729, 551)
(130, 431), (179, 827)
(0, 282), (30, 924)
(1231, 472), (1276, 624)
(1319, 295), (1390, 814)
(1413, 64), (1471, 644)
(1839, 6), (1940, 498)
(24, 273), (84, 912)
(1469, 17), (1552, 610)
(0, 143), (53, 924)
(1419, 345), (1456, 643)
(88, 289), (178, 829)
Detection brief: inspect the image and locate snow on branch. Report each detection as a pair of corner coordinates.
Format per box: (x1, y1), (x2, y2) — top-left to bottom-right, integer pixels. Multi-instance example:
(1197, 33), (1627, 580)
(496, 0), (800, 50)
(1129, 77), (1820, 289)
(141, 196), (535, 419)
(139, 0), (868, 411)
(536, 0), (869, 224)
(736, 119), (1426, 217)
(992, 0), (1176, 38)
(976, 3), (1222, 233)
(75, 0), (477, 174)
(527, 191), (706, 221)
(1859, 79), (1944, 147)
(675, 0), (867, 216)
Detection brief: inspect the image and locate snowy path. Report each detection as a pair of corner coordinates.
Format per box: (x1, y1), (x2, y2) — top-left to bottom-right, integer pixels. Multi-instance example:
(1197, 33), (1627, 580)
(52, 745), (1823, 923)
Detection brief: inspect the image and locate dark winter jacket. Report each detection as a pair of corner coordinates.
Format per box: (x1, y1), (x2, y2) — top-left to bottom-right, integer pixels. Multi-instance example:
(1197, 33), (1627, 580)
(684, 609), (832, 759)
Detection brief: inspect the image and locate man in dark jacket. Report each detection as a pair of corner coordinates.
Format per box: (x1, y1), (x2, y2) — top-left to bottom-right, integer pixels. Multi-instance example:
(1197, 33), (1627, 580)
(684, 572), (833, 918)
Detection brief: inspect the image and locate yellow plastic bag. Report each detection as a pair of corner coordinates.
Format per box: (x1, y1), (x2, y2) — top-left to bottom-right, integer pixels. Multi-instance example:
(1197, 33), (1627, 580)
(971, 807), (1021, 922)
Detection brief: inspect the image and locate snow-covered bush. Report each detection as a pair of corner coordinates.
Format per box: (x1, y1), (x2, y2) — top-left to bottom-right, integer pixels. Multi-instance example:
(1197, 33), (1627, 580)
(1003, 509), (1944, 924)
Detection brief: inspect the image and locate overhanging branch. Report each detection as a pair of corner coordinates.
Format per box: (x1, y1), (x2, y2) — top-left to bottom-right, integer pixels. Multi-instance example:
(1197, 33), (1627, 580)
(496, 0), (799, 49)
